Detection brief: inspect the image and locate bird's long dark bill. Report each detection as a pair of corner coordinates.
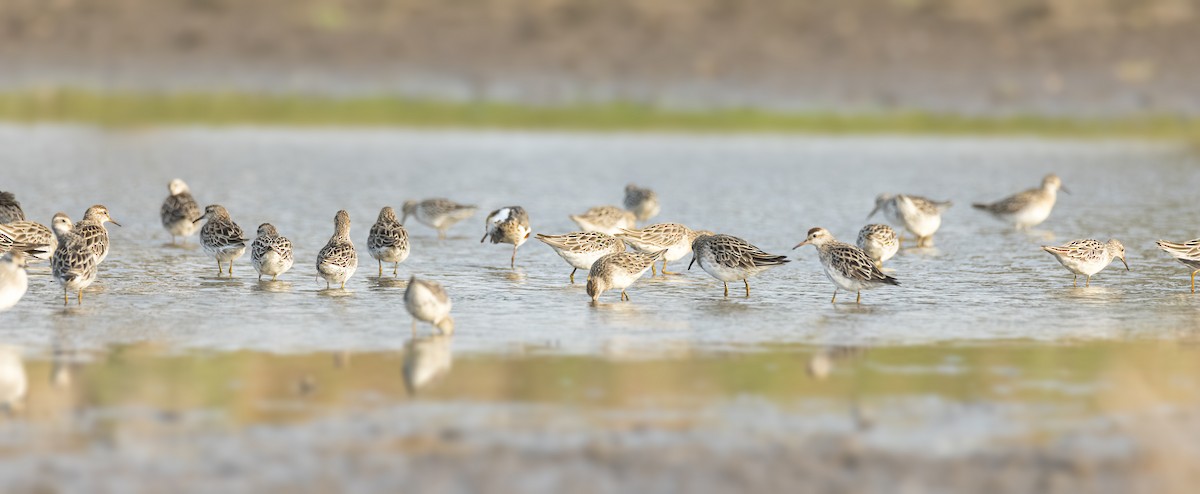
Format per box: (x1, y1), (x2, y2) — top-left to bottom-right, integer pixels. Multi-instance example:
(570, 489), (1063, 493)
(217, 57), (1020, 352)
(110, 219), (123, 227)
(1121, 258), (1130, 270)
(792, 240), (808, 250)
(866, 204), (881, 220)
(687, 257), (695, 270)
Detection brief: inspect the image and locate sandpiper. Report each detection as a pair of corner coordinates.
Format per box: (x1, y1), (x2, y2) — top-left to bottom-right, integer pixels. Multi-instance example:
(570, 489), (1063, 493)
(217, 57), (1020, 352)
(401, 199), (477, 240)
(317, 210), (358, 289)
(0, 192), (23, 224)
(536, 231), (625, 283)
(856, 224), (899, 268)
(973, 174), (1066, 230)
(481, 206), (531, 269)
(1042, 239), (1128, 287)
(50, 213), (98, 305)
(0, 221), (55, 261)
(1156, 238), (1200, 292)
(368, 206), (410, 277)
(160, 179), (202, 244)
(868, 194), (951, 247)
(195, 204), (248, 277)
(794, 227), (899, 304)
(586, 250), (666, 302)
(689, 233), (790, 297)
(74, 205), (121, 264)
(569, 205), (637, 235)
(0, 251), (35, 311)
(616, 223), (712, 276)
(404, 276), (454, 335)
(251, 223), (294, 281)
(623, 184), (660, 223)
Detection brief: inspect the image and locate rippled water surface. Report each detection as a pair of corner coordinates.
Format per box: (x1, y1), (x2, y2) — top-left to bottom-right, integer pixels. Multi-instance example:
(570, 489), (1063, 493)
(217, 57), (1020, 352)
(1, 126), (1199, 492)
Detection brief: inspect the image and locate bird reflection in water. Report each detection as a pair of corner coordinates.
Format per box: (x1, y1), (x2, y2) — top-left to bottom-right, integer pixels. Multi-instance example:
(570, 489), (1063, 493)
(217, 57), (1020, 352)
(402, 335), (453, 396)
(0, 345), (27, 414)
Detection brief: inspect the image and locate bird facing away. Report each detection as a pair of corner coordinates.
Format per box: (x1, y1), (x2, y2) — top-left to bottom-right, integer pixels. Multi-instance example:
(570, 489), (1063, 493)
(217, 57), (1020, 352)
(161, 179), (202, 244)
(689, 233), (790, 297)
(481, 206), (531, 269)
(856, 224), (900, 269)
(0, 251), (34, 312)
(617, 223), (712, 276)
(569, 205), (637, 235)
(536, 231), (626, 284)
(404, 276), (454, 335)
(623, 183), (661, 222)
(868, 194), (951, 247)
(586, 250), (666, 302)
(251, 223), (294, 281)
(50, 213), (98, 305)
(317, 210), (358, 289)
(73, 205), (121, 264)
(1156, 238), (1200, 292)
(401, 199), (477, 240)
(1042, 239), (1128, 287)
(0, 191), (24, 224)
(973, 174), (1066, 230)
(794, 227), (899, 304)
(196, 204), (247, 277)
(0, 221), (55, 261)
(368, 206), (410, 277)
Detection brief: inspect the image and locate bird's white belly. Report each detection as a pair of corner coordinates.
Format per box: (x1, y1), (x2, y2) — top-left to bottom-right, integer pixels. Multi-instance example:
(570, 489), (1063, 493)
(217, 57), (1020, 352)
(700, 257), (756, 282)
(319, 262), (357, 283)
(609, 267), (649, 291)
(1055, 255), (1108, 277)
(0, 268), (27, 311)
(823, 264), (873, 292)
(903, 214), (941, 238)
(559, 249), (609, 270)
(1008, 203), (1054, 228)
(166, 219), (198, 237)
(371, 246), (409, 263)
(256, 251), (293, 276)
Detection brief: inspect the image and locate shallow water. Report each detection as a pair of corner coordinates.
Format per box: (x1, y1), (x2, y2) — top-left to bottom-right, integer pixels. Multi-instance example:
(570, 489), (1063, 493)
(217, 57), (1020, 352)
(1, 126), (1199, 491)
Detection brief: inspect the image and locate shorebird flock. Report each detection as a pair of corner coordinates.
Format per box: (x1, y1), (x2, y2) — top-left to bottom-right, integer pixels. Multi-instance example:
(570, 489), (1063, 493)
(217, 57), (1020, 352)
(2, 173), (1200, 332)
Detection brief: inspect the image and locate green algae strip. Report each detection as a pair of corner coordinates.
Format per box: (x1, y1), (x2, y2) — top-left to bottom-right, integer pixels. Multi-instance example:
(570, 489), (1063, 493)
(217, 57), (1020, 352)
(0, 88), (1197, 141)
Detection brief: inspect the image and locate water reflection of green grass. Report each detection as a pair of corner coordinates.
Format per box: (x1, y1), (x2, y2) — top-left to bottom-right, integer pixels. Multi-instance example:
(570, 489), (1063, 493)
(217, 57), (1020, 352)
(0, 89), (1197, 142)
(20, 340), (1200, 427)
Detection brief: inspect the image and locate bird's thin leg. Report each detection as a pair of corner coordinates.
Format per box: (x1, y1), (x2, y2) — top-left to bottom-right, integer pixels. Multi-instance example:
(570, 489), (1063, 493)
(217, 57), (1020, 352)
(1086, 276), (1091, 287)
(511, 245), (518, 269)
(228, 262), (233, 276)
(723, 282), (729, 297)
(340, 281), (346, 289)
(62, 289), (68, 306)
(744, 279), (750, 297)
(651, 263), (657, 277)
(258, 274), (263, 281)
(393, 263), (399, 277)
(272, 274), (277, 281)
(621, 290), (629, 301)
(569, 268), (577, 284)
(378, 260), (383, 277)
(662, 260), (679, 275)
(1192, 270), (1198, 293)
(831, 289), (838, 304)
(77, 290), (83, 304)
(1073, 275), (1077, 287)
(856, 291), (861, 304)
(217, 260), (223, 277)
